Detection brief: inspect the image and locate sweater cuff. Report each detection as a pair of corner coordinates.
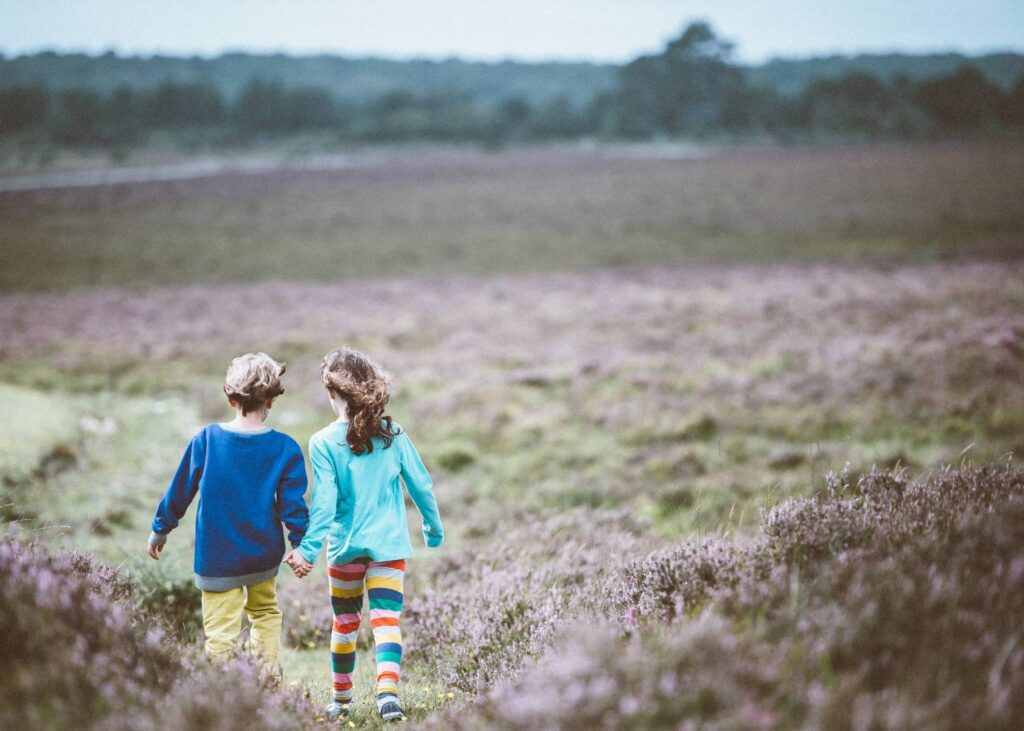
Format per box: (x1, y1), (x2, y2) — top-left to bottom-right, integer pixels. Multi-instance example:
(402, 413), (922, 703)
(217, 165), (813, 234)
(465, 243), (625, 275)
(148, 531), (168, 547)
(298, 546), (318, 565)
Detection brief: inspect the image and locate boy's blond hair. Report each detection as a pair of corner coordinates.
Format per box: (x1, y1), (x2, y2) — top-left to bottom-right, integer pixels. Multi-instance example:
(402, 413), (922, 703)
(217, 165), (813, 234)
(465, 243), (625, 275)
(223, 352), (286, 415)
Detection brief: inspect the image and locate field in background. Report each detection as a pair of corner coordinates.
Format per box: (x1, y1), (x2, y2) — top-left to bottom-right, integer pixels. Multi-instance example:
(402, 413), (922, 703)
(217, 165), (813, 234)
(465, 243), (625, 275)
(1, 141), (1023, 291)
(1, 141), (1023, 726)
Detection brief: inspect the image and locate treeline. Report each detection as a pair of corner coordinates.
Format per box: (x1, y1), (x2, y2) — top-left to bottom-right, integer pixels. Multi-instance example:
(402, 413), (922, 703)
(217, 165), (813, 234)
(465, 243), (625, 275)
(2, 23), (1023, 148)
(610, 24), (1024, 139)
(0, 79), (594, 147)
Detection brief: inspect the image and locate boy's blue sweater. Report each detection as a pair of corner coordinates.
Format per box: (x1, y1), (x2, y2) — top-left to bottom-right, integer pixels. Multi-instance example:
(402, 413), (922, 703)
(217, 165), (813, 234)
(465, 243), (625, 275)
(151, 424), (309, 591)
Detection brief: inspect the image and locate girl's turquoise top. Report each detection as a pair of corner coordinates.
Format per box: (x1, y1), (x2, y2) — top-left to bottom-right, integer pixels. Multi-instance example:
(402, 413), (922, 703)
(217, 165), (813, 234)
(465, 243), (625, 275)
(297, 420), (443, 566)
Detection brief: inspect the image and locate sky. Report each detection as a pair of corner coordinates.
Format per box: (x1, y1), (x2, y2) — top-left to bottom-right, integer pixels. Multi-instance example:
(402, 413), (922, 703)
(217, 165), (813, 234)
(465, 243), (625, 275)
(0, 1), (1021, 64)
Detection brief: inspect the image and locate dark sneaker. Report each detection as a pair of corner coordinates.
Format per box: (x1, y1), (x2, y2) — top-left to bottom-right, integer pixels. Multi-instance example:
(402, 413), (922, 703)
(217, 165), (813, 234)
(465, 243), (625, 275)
(324, 701), (350, 721)
(378, 699), (406, 722)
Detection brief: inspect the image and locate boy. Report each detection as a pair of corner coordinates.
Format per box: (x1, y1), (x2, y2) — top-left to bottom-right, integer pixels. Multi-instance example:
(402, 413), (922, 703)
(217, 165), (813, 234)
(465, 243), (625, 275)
(147, 352), (309, 672)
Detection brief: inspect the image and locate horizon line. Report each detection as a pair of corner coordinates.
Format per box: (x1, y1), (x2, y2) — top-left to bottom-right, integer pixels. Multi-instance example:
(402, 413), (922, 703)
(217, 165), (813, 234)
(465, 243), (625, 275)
(3, 44), (1024, 68)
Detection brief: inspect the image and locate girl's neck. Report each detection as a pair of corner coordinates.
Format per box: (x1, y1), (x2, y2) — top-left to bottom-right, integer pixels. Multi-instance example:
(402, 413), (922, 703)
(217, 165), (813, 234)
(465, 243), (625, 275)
(327, 389), (348, 422)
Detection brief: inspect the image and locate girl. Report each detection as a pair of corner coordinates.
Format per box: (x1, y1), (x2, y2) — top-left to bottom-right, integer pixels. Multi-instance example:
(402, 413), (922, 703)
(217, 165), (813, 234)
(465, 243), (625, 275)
(289, 348), (444, 723)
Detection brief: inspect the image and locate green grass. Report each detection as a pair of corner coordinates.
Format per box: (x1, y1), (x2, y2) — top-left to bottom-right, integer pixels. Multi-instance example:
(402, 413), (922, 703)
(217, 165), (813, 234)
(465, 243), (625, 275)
(282, 648), (456, 727)
(0, 383), (79, 482)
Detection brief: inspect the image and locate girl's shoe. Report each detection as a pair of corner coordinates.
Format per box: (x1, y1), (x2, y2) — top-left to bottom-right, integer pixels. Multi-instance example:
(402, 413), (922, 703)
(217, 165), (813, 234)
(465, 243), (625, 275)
(378, 699), (406, 722)
(324, 701), (350, 721)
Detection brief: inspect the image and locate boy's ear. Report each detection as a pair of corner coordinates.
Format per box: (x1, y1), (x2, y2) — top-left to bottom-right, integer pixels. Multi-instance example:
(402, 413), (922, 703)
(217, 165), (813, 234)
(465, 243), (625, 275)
(227, 398), (237, 409)
(265, 398), (274, 410)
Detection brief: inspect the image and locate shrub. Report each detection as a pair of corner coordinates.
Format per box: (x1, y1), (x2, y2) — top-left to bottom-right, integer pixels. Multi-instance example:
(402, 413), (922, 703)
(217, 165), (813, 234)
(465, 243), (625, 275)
(123, 655), (320, 731)
(0, 534), (318, 730)
(443, 464), (1024, 729)
(434, 615), (786, 731)
(135, 570), (204, 641)
(0, 534), (178, 729)
(405, 508), (653, 691)
(435, 445), (477, 472)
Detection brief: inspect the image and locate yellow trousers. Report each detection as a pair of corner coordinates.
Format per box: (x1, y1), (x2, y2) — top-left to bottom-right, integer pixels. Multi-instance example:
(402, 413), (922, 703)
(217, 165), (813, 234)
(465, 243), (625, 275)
(201, 576), (282, 669)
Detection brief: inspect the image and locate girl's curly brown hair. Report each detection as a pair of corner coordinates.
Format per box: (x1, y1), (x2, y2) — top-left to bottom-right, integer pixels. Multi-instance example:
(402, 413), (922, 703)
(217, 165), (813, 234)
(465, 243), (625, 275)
(321, 348), (401, 455)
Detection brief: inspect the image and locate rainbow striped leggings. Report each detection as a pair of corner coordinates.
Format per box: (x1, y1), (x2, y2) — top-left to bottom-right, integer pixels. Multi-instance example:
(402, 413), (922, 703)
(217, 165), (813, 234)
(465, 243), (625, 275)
(329, 557), (406, 706)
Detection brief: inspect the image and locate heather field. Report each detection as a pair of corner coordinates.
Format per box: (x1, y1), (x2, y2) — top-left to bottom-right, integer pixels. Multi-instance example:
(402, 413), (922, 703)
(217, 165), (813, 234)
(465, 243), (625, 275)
(2, 142), (1024, 729)
(2, 141), (1024, 291)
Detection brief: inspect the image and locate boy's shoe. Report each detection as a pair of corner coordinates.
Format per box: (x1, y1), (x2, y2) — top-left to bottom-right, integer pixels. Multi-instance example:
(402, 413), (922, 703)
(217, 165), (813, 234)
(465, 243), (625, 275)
(324, 701), (350, 721)
(378, 699), (406, 722)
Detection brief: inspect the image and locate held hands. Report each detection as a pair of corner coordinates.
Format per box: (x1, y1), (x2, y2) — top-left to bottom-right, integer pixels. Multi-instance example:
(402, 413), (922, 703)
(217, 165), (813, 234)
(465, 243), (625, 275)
(283, 549), (313, 578)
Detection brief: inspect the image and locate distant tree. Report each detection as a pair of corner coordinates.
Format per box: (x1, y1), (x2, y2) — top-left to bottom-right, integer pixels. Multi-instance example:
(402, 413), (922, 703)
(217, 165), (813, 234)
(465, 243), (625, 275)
(479, 96), (533, 148)
(429, 93), (488, 141)
(0, 85), (49, 135)
(286, 86), (337, 129)
(613, 22), (750, 137)
(722, 84), (797, 135)
(497, 96), (532, 134)
(144, 81), (224, 127)
(107, 85), (143, 142)
(109, 86), (139, 123)
(529, 95), (585, 139)
(914, 67), (1003, 130)
(800, 72), (893, 135)
(376, 90), (418, 117)
(233, 78), (291, 132)
(615, 56), (661, 137)
(51, 88), (105, 144)
(574, 92), (608, 137)
(1001, 75), (1024, 127)
(366, 91), (424, 141)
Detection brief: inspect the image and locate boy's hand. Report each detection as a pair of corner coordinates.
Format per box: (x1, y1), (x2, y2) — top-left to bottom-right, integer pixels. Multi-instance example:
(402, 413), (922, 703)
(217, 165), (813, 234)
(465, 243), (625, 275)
(147, 531), (167, 560)
(283, 549), (313, 578)
(292, 554), (313, 578)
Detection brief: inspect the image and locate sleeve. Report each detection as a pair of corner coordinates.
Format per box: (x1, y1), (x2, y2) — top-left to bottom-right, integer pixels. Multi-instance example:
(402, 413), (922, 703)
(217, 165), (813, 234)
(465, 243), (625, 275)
(277, 443), (309, 549)
(151, 434), (204, 536)
(297, 437), (338, 564)
(398, 432), (444, 548)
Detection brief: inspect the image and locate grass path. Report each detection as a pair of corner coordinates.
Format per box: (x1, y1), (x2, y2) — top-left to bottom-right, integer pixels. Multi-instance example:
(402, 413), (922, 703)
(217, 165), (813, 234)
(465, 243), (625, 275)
(283, 647), (455, 727)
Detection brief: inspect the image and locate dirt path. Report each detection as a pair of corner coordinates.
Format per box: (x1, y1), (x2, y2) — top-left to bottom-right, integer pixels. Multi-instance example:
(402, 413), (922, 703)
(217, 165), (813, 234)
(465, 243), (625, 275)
(0, 143), (709, 192)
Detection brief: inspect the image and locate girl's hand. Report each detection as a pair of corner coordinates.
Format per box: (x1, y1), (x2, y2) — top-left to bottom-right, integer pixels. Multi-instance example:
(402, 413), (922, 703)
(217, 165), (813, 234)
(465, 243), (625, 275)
(147, 543), (163, 560)
(292, 555), (313, 578)
(283, 549), (313, 578)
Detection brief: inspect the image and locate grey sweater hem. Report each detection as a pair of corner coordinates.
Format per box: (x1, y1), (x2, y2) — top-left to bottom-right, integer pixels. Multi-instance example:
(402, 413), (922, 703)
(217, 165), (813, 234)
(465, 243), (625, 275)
(195, 565), (279, 592)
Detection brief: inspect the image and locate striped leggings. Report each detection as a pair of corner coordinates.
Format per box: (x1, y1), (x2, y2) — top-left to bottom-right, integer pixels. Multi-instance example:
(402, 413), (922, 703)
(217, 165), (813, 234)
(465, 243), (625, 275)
(329, 557), (405, 706)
